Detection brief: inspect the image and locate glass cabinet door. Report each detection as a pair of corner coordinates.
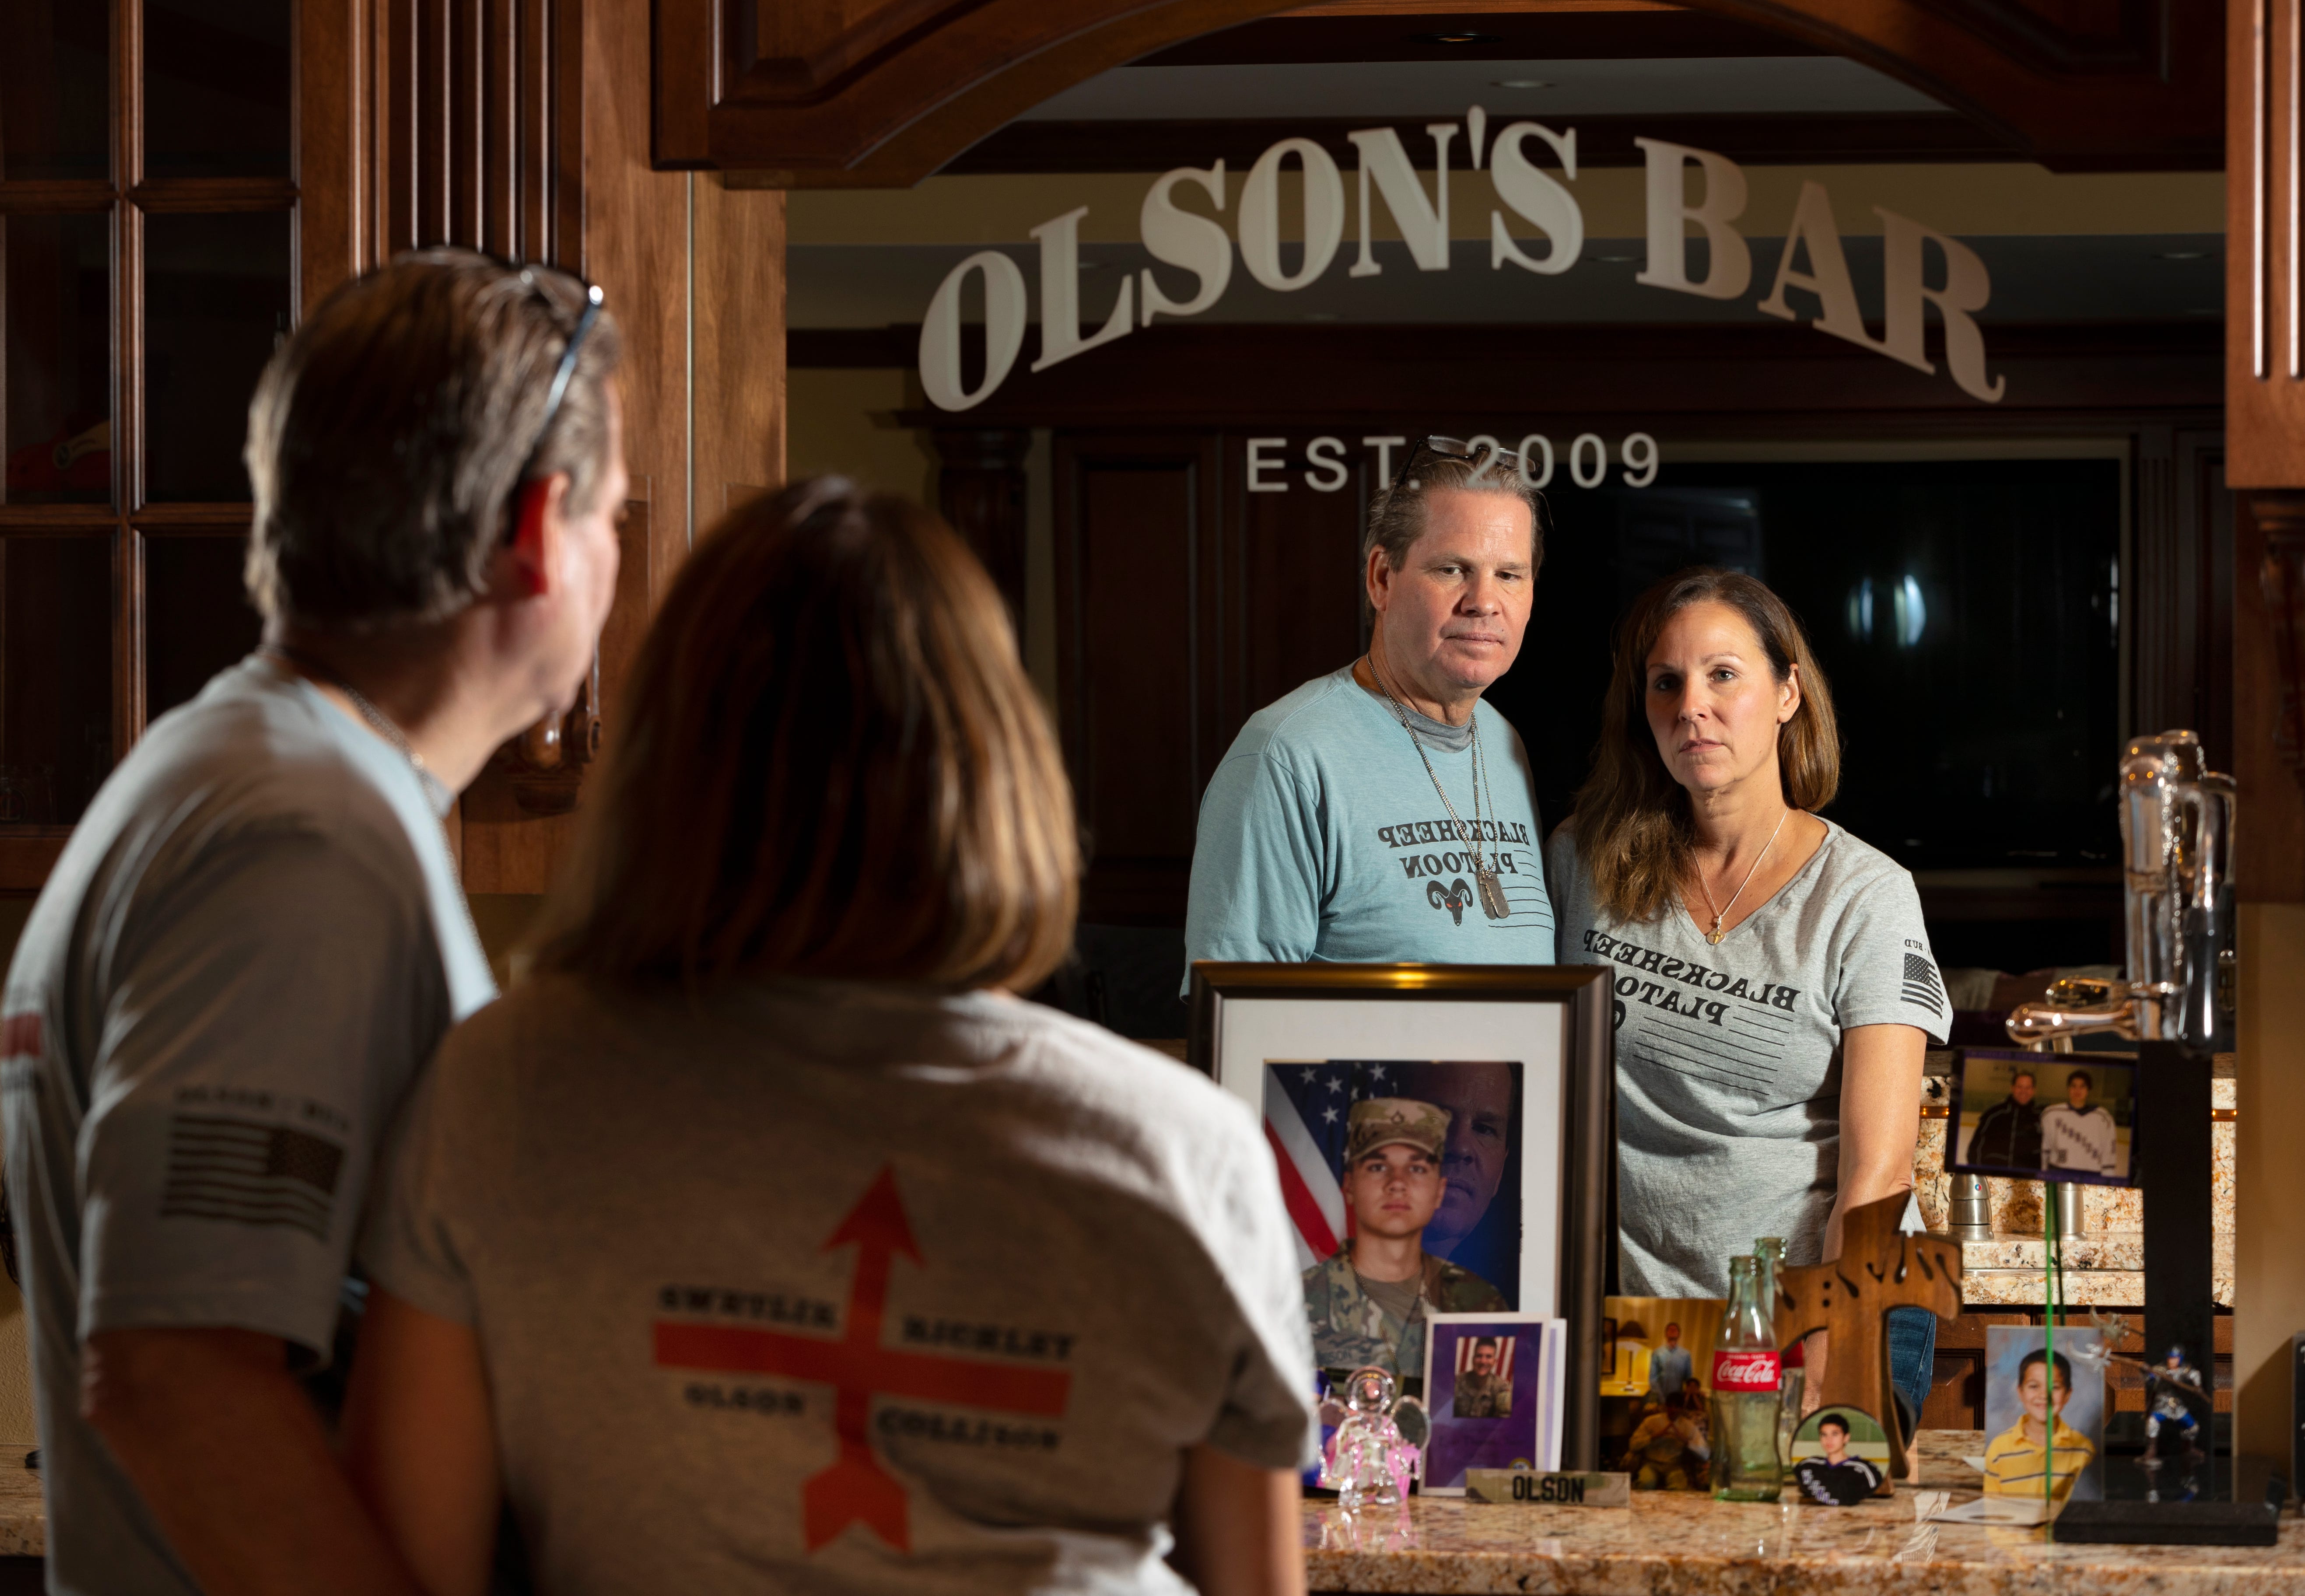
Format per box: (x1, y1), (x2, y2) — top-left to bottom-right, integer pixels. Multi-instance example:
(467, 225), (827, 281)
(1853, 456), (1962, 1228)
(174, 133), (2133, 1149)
(0, 0), (294, 855)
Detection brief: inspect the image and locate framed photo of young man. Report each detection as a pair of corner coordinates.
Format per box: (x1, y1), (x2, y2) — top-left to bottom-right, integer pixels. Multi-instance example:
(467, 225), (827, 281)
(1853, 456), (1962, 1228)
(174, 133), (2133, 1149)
(1186, 962), (1614, 1469)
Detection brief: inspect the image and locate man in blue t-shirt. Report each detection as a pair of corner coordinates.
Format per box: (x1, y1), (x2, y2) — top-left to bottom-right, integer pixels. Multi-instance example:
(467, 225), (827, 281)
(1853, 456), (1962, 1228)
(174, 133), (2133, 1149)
(1184, 440), (1555, 975)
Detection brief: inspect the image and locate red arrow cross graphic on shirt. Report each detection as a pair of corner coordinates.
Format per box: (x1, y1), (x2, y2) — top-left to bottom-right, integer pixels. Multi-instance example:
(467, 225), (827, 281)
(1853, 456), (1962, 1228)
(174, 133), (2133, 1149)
(652, 1166), (1072, 1554)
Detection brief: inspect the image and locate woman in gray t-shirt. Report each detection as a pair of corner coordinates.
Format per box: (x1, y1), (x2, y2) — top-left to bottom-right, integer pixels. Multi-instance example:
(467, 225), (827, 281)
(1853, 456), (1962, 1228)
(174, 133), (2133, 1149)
(341, 484), (1314, 1596)
(1546, 569), (1948, 1311)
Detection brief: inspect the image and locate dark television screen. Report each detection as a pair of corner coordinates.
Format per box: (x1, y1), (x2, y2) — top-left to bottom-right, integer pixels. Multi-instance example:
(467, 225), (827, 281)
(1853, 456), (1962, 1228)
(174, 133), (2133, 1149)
(1488, 457), (2123, 872)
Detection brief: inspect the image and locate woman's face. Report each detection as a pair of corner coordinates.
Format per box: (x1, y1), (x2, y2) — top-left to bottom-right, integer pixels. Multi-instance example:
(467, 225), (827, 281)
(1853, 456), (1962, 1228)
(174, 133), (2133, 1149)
(1643, 600), (1799, 800)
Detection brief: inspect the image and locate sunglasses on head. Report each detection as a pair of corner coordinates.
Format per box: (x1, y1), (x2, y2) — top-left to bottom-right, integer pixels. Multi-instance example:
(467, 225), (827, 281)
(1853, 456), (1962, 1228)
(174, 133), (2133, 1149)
(1392, 434), (1528, 490)
(499, 261), (606, 539)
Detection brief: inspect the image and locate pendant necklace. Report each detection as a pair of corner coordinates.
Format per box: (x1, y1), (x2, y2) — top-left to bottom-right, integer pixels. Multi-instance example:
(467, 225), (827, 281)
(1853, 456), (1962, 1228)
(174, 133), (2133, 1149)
(1367, 656), (1510, 922)
(1694, 808), (1790, 945)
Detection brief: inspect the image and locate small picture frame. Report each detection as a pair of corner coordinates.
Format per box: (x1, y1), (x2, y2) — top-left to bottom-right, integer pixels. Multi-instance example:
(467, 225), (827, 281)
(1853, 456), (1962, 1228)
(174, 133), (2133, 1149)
(1187, 962), (1614, 1467)
(1419, 1313), (1565, 1494)
(1949, 1047), (2140, 1187)
(1788, 1407), (1892, 1505)
(1983, 1326), (2106, 1503)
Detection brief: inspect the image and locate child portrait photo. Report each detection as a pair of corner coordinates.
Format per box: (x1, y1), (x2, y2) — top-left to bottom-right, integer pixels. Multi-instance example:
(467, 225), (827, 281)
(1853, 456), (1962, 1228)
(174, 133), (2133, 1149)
(1983, 1327), (2106, 1502)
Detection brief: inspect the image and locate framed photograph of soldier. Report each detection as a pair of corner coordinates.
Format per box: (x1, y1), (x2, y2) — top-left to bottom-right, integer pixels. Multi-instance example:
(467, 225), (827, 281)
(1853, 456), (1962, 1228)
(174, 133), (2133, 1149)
(1788, 1408), (1892, 1505)
(1419, 1315), (1566, 1494)
(1950, 1048), (2138, 1186)
(1982, 1326), (2107, 1503)
(1188, 962), (1613, 1466)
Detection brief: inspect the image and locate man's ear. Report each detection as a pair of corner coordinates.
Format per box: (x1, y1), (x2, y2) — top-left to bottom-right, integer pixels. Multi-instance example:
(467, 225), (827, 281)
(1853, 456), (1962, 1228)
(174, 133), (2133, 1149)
(503, 474), (567, 598)
(1366, 545), (1394, 615)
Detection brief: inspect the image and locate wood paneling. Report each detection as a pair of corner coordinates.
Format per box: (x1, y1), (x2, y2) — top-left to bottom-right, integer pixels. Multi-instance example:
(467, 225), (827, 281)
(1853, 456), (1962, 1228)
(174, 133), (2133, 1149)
(2238, 493), (2305, 901)
(1055, 434), (1222, 924)
(2226, 0), (2305, 486)
(1139, 8), (1826, 64)
(691, 175), (787, 538)
(300, 0), (379, 317)
(2131, 429), (2235, 769)
(584, 0), (693, 601)
(934, 428), (1033, 625)
(655, 0), (2221, 184)
(945, 113), (2020, 175)
(883, 322), (2221, 433)
(382, 0), (581, 264)
(1230, 435), (1369, 732)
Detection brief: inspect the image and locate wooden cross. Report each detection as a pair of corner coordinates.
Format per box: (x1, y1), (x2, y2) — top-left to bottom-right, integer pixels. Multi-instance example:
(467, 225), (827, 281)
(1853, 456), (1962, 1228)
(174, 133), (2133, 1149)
(1772, 1193), (1962, 1491)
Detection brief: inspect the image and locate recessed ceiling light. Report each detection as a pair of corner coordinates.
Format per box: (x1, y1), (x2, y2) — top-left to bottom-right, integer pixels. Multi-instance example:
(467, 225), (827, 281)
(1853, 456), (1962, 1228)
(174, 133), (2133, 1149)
(1491, 79), (1553, 89)
(1592, 253), (1637, 263)
(1418, 30), (1503, 45)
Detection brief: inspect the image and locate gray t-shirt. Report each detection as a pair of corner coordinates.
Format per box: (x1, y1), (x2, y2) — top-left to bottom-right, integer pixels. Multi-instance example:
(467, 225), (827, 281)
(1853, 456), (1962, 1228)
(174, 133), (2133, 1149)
(0, 657), (494, 1596)
(361, 976), (1314, 1596)
(1547, 817), (1947, 1298)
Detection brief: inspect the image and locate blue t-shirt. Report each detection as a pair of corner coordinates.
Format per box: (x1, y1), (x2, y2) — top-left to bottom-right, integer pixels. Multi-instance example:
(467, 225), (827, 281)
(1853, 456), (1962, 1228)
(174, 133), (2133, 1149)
(1184, 668), (1555, 981)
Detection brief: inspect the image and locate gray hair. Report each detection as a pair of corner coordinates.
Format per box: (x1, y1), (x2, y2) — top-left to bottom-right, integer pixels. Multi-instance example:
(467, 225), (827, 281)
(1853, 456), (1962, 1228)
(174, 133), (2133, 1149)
(245, 248), (623, 630)
(1360, 453), (1547, 623)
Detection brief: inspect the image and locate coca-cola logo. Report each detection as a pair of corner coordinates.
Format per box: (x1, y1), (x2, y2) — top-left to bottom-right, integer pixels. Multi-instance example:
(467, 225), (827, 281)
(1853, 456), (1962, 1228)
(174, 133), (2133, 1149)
(1711, 1350), (1781, 1391)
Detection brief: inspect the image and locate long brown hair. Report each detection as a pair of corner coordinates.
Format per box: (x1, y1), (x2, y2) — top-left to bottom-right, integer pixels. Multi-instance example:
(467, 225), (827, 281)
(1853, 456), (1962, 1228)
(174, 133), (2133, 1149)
(1569, 567), (1839, 924)
(524, 478), (1079, 990)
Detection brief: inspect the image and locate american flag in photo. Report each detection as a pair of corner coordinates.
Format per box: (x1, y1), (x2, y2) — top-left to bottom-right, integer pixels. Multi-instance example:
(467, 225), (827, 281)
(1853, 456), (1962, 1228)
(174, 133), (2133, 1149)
(1262, 1060), (1401, 1268)
(1454, 1334), (1517, 1378)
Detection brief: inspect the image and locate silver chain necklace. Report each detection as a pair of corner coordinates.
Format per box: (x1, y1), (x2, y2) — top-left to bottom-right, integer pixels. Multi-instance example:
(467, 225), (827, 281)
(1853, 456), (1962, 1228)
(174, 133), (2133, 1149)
(1367, 656), (1510, 922)
(267, 646), (453, 815)
(263, 646), (482, 952)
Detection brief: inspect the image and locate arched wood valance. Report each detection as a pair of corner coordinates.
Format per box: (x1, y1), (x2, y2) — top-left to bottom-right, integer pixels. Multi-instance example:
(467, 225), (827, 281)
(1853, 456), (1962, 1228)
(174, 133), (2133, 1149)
(652, 0), (2221, 185)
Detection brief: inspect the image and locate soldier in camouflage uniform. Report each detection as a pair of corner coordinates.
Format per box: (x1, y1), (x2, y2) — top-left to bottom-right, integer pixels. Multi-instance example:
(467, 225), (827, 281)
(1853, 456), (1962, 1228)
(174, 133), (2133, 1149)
(1304, 1098), (1510, 1399)
(1453, 1337), (1514, 1418)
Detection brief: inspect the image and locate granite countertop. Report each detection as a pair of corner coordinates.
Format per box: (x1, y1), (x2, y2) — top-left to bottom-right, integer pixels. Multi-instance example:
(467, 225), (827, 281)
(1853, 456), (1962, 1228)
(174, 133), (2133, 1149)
(1307, 1434), (2303, 1594)
(0, 1446), (39, 1557)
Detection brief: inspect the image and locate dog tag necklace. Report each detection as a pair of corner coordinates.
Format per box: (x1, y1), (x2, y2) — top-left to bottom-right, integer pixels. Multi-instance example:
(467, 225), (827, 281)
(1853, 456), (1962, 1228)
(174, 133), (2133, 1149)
(1369, 658), (1510, 922)
(1694, 809), (1789, 945)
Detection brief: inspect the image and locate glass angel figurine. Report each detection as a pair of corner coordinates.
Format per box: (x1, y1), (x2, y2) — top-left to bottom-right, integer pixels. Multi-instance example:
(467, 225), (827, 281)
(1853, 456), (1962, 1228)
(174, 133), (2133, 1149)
(1318, 1366), (1429, 1511)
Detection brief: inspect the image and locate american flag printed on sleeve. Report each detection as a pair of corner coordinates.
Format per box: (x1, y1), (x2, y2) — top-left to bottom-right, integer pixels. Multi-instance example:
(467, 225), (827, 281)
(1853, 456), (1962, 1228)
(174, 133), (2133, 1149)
(161, 1114), (346, 1242)
(1901, 954), (1946, 1018)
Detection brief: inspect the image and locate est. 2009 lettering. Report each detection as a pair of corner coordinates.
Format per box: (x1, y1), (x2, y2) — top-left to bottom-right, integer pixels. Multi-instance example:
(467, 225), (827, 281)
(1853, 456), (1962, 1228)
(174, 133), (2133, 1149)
(1245, 432), (1657, 494)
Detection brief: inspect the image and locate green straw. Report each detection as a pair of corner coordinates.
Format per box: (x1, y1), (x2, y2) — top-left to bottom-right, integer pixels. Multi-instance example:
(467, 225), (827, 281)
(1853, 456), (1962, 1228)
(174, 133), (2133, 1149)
(2044, 1182), (2061, 1530)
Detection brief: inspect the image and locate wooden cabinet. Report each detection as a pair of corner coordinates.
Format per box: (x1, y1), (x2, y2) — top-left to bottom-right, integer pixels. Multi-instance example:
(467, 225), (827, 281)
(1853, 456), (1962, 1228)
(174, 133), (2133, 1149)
(0, 0), (784, 897)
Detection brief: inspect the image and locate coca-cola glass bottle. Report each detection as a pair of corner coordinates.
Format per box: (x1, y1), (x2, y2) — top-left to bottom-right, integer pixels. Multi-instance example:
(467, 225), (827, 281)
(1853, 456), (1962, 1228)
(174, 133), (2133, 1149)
(1753, 1237), (1801, 1463)
(1710, 1254), (1785, 1501)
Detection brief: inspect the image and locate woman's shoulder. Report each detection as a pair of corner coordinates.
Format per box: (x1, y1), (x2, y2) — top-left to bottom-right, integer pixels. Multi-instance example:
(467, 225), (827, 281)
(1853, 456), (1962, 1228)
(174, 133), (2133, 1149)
(1810, 819), (1920, 899)
(979, 997), (1266, 1144)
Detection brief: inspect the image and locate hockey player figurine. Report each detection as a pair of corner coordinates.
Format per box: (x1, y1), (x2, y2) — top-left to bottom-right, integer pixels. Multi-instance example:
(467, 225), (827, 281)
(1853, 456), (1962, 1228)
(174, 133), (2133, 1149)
(1319, 1367), (1428, 1512)
(2144, 1344), (2208, 1462)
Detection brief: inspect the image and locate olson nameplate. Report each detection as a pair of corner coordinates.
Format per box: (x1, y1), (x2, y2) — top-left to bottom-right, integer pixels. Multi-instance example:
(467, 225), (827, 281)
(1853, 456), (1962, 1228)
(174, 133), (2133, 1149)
(1464, 1470), (1631, 1507)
